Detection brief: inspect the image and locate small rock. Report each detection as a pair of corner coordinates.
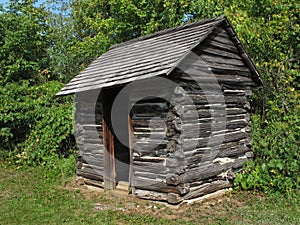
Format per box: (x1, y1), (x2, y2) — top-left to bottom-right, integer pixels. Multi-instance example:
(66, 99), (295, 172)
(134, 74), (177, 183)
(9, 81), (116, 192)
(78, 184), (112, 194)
(75, 178), (85, 185)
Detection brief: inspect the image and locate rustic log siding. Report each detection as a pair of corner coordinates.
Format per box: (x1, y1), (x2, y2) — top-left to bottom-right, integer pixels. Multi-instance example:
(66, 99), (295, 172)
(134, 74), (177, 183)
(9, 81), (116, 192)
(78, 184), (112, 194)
(75, 90), (104, 183)
(133, 28), (255, 201)
(164, 28), (253, 200)
(131, 98), (169, 195)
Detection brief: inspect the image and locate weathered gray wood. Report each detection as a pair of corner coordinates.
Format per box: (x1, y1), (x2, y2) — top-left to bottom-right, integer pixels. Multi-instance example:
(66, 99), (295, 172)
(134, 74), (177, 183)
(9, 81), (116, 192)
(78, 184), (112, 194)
(175, 75), (253, 90)
(109, 22), (213, 52)
(76, 136), (103, 145)
(182, 130), (250, 151)
(132, 117), (164, 129)
(76, 133), (103, 141)
(134, 156), (165, 163)
(213, 26), (230, 37)
(77, 143), (104, 152)
(199, 46), (242, 60)
(83, 178), (104, 188)
(76, 155), (104, 167)
(184, 139), (251, 158)
(180, 119), (249, 132)
(133, 138), (169, 145)
(133, 131), (167, 138)
(134, 189), (168, 201)
(75, 117), (97, 124)
(79, 124), (102, 131)
(133, 177), (189, 195)
(199, 53), (245, 66)
(167, 139), (178, 153)
(77, 162), (104, 172)
(172, 94), (248, 105)
(179, 107), (248, 119)
(183, 180), (231, 200)
(131, 103), (169, 115)
(77, 168), (103, 181)
(166, 157), (247, 185)
(223, 89), (252, 96)
(132, 112), (168, 119)
(133, 172), (166, 180)
(167, 193), (183, 204)
(183, 145), (251, 166)
(133, 163), (166, 173)
(133, 127), (166, 133)
(211, 34), (235, 46)
(132, 147), (168, 156)
(77, 158), (104, 169)
(58, 16), (262, 96)
(207, 38), (239, 53)
(188, 74), (254, 87)
(69, 36), (202, 82)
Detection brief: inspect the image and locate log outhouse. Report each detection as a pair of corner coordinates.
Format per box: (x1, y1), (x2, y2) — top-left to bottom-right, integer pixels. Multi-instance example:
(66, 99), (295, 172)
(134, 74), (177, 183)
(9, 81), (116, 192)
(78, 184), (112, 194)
(57, 16), (263, 204)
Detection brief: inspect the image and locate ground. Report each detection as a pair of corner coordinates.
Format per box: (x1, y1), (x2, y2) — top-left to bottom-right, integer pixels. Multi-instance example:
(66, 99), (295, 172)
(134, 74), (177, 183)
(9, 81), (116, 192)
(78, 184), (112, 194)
(0, 164), (299, 224)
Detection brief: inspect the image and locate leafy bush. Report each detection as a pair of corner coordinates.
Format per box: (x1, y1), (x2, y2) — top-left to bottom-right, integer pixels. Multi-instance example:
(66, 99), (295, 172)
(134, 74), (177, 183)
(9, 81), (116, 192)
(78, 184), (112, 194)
(17, 99), (75, 166)
(235, 111), (300, 193)
(230, 0), (299, 194)
(0, 1), (76, 178)
(0, 80), (76, 171)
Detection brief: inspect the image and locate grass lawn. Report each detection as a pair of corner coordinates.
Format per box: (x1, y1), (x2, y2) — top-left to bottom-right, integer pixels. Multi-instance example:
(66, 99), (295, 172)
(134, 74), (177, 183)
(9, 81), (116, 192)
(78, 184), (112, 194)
(0, 162), (299, 225)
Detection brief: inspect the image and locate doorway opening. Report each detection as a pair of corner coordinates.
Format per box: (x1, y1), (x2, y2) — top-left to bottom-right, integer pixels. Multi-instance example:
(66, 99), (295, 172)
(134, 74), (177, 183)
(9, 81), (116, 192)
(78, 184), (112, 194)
(101, 86), (131, 191)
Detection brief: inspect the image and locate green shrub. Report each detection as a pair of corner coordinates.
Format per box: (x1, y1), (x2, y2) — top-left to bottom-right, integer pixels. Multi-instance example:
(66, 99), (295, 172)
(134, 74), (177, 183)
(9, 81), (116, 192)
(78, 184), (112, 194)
(235, 103), (300, 193)
(18, 101), (75, 166)
(0, 80), (76, 174)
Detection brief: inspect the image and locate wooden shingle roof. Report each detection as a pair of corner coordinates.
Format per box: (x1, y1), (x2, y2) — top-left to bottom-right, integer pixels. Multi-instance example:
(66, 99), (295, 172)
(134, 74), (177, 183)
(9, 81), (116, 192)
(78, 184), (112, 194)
(57, 16), (262, 96)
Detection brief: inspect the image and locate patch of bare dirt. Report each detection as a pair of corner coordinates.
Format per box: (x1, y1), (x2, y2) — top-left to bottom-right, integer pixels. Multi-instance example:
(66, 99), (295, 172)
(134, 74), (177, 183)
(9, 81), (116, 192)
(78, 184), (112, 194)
(63, 177), (258, 222)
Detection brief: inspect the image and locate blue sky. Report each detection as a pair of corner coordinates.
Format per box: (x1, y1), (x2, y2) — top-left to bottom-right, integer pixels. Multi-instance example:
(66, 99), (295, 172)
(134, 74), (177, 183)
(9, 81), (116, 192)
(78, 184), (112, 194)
(0, 0), (64, 15)
(0, 0), (47, 6)
(0, 0), (8, 5)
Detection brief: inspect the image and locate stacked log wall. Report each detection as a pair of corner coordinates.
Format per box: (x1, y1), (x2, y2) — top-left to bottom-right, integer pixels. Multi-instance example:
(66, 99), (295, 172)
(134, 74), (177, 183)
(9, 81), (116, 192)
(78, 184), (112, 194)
(131, 99), (168, 199)
(165, 27), (255, 201)
(134, 27), (256, 203)
(75, 89), (104, 186)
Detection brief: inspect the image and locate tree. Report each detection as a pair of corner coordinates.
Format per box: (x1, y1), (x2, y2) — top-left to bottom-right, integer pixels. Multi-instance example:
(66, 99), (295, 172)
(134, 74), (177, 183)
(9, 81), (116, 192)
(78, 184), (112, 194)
(0, 1), (75, 165)
(0, 0), (54, 84)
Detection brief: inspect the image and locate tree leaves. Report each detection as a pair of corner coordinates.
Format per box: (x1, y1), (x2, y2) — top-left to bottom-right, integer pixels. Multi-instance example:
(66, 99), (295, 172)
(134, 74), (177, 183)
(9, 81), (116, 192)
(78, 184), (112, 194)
(0, 1), (52, 84)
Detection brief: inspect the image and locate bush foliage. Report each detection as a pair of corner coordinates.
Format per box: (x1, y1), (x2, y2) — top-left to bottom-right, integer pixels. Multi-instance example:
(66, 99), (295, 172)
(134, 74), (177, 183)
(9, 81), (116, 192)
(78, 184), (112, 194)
(0, 80), (75, 168)
(0, 0), (299, 192)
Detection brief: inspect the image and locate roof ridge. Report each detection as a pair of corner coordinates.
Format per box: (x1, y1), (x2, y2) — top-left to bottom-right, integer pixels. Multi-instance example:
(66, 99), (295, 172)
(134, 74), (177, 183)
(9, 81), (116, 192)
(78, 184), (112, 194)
(109, 16), (226, 50)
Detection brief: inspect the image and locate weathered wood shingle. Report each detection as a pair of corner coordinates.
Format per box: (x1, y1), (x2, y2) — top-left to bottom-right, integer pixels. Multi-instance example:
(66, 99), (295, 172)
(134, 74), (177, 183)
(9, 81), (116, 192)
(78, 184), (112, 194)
(57, 16), (262, 96)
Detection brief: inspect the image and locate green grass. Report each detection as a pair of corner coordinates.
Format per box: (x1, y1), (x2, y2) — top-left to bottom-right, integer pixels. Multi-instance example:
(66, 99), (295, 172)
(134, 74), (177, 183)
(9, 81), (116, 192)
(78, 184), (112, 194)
(0, 161), (299, 225)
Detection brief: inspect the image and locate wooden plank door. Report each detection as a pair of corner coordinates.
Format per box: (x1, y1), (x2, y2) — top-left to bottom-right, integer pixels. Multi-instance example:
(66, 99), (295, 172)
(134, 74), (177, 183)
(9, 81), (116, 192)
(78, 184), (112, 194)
(102, 119), (116, 190)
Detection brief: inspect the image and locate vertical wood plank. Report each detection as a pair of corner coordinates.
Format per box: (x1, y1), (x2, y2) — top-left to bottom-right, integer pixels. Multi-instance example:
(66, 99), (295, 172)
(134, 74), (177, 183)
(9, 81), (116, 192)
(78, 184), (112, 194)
(128, 115), (135, 194)
(103, 119), (116, 190)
